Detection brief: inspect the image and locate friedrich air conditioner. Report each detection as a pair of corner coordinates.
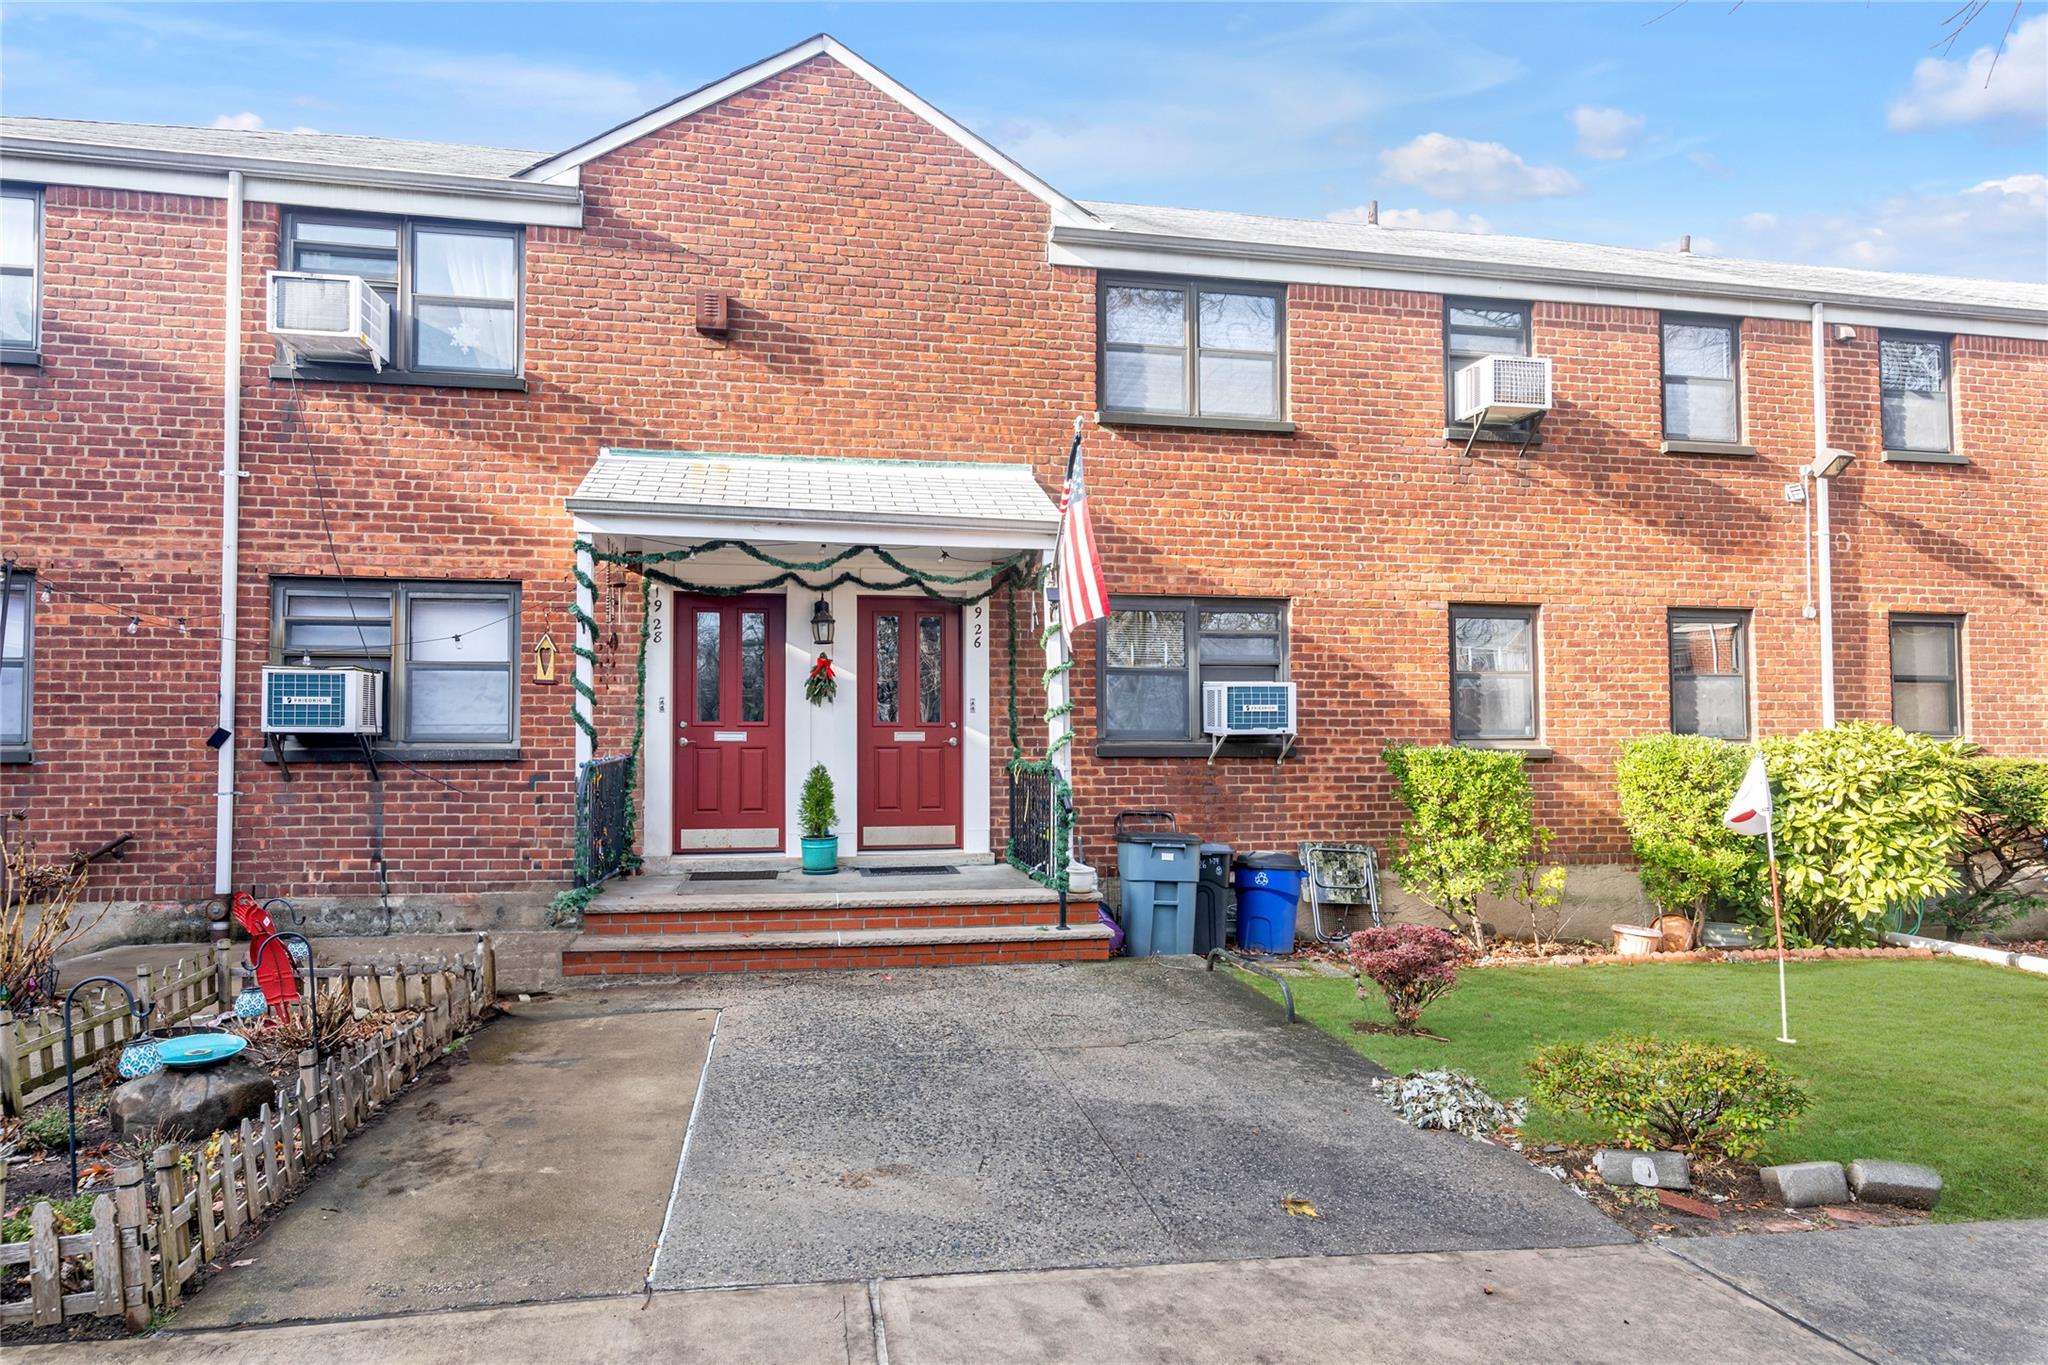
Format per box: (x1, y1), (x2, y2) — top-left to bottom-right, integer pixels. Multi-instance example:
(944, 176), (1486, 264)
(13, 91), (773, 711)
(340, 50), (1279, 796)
(266, 272), (390, 370)
(1453, 354), (1553, 425)
(1201, 681), (1297, 763)
(261, 666), (385, 735)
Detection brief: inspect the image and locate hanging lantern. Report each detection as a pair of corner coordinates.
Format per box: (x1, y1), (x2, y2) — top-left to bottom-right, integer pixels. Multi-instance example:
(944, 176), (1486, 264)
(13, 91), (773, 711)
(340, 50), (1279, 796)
(234, 987), (270, 1018)
(118, 1036), (165, 1079)
(810, 596), (836, 646)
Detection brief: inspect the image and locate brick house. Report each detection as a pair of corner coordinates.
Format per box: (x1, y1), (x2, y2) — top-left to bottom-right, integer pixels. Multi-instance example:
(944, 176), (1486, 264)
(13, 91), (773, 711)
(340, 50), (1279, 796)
(4, 36), (2044, 971)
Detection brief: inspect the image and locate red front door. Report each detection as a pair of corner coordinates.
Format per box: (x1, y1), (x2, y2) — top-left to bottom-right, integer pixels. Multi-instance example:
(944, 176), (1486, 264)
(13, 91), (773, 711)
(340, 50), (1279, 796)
(673, 594), (785, 853)
(857, 597), (963, 851)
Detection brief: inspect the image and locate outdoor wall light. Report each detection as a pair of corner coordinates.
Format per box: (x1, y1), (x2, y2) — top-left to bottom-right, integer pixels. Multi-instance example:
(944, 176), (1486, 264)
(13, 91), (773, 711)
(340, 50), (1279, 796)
(1806, 448), (1856, 480)
(811, 596), (835, 646)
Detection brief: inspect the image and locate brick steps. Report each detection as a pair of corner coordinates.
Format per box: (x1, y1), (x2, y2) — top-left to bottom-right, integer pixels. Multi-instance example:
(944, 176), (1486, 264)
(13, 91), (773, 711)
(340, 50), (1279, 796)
(580, 900), (1061, 936)
(562, 920), (1112, 976)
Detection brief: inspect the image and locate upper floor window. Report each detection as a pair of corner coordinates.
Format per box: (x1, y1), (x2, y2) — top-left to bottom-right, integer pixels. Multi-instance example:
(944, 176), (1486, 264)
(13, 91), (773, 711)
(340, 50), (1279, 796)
(1099, 278), (1285, 426)
(1890, 614), (1961, 738)
(1, 573), (32, 759)
(279, 212), (522, 383)
(270, 578), (520, 754)
(1662, 316), (1740, 444)
(1450, 605), (1539, 743)
(1879, 333), (1952, 457)
(1444, 300), (1530, 426)
(1668, 609), (1750, 740)
(1099, 597), (1286, 753)
(1, 185), (41, 362)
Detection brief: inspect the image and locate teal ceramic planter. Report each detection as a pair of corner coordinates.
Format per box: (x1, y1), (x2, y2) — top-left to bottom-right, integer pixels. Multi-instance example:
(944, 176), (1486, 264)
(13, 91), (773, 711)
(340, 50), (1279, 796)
(801, 836), (839, 874)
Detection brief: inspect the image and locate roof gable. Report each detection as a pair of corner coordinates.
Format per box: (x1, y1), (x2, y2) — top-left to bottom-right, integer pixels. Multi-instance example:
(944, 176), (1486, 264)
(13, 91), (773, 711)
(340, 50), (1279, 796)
(515, 34), (1095, 225)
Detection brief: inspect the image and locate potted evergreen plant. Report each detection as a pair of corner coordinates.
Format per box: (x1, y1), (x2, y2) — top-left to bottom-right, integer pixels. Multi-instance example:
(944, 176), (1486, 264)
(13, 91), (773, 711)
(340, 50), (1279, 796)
(799, 763), (840, 874)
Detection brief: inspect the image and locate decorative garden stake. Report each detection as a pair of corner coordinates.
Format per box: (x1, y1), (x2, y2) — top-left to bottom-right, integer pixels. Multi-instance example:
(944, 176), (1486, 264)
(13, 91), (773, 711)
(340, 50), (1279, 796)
(804, 653), (837, 706)
(63, 975), (157, 1192)
(246, 930), (320, 1067)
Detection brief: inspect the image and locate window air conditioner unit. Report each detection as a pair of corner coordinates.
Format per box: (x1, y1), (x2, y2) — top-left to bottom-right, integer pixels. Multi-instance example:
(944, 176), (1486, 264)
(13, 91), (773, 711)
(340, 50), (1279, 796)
(266, 271), (390, 370)
(261, 666), (385, 735)
(1453, 354), (1553, 425)
(1202, 681), (1297, 763)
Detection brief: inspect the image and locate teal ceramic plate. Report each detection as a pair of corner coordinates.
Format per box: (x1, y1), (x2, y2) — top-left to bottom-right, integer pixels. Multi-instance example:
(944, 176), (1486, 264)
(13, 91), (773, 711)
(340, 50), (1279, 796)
(156, 1033), (249, 1067)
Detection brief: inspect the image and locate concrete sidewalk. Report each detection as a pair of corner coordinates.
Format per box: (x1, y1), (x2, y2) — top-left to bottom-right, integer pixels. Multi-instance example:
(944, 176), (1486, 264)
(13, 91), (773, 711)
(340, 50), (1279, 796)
(15, 1242), (1865, 1363)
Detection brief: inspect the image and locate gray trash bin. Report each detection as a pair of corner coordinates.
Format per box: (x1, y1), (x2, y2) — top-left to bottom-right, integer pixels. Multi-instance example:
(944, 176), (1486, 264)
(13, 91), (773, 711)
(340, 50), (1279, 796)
(1195, 842), (1234, 955)
(1115, 811), (1199, 956)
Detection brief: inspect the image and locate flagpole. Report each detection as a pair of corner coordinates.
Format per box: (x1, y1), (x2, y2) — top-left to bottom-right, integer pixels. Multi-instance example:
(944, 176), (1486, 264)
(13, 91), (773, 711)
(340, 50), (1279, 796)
(1765, 819), (1794, 1045)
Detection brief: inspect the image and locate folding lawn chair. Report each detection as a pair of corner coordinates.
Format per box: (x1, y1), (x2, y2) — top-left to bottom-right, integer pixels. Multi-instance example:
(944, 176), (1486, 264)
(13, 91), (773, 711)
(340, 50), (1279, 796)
(1296, 841), (1383, 945)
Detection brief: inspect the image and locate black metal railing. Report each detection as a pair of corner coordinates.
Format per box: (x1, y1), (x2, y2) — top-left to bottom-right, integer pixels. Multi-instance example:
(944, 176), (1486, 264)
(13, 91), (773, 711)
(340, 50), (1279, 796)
(576, 754), (633, 889)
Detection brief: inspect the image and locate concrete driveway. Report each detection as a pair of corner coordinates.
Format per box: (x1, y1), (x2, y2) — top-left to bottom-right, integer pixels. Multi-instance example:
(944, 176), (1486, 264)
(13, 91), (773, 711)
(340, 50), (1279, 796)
(645, 957), (1624, 1289)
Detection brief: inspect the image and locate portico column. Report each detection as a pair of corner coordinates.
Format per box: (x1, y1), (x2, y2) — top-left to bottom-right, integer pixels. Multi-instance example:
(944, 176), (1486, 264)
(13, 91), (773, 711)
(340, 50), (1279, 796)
(572, 535), (596, 770)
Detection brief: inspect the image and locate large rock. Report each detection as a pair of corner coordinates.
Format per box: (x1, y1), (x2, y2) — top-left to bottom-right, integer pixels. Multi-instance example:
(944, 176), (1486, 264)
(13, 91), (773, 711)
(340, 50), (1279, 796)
(1848, 1159), (1943, 1210)
(1761, 1160), (1850, 1208)
(108, 1056), (278, 1138)
(1595, 1148), (1692, 1190)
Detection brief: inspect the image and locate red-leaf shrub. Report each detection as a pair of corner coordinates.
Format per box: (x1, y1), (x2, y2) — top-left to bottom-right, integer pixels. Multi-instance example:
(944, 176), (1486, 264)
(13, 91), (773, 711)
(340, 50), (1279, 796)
(1347, 924), (1467, 1031)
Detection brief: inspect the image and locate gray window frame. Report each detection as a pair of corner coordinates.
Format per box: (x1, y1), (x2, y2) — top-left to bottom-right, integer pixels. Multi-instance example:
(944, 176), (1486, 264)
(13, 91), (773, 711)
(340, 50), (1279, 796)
(1444, 298), (1532, 428)
(1096, 275), (1290, 431)
(1096, 596), (1289, 757)
(1888, 613), (1963, 739)
(1, 183), (42, 364)
(1660, 314), (1742, 445)
(268, 577), (521, 758)
(273, 209), (525, 390)
(1450, 604), (1541, 744)
(1667, 608), (1751, 740)
(1, 572), (34, 761)
(1878, 331), (1954, 457)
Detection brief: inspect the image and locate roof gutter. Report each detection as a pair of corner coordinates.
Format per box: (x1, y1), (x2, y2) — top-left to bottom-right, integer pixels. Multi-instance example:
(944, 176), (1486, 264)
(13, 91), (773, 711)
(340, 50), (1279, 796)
(1050, 224), (2048, 329)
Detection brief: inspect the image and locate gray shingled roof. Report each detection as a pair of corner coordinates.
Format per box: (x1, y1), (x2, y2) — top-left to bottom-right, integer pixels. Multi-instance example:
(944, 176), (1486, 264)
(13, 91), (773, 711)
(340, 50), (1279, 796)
(0, 116), (539, 180)
(569, 451), (1061, 532)
(1078, 200), (2047, 317)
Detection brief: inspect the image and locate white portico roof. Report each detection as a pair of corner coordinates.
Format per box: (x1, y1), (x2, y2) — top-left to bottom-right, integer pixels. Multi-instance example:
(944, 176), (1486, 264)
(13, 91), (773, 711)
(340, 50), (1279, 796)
(567, 449), (1062, 550)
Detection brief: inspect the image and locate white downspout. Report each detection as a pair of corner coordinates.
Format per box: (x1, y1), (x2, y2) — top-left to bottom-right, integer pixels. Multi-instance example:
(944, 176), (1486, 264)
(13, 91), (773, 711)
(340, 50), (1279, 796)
(1810, 302), (1836, 728)
(213, 171), (244, 895)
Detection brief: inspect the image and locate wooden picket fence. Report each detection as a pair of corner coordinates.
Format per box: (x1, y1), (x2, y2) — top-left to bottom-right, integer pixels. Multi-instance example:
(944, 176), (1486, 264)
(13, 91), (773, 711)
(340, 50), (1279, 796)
(0, 935), (495, 1331)
(1, 947), (224, 1116)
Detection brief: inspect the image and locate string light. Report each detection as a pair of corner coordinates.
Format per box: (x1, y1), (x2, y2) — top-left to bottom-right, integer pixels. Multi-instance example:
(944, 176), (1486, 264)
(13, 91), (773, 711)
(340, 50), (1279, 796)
(39, 584), (52, 604)
(126, 616), (140, 635)
(177, 618), (189, 636)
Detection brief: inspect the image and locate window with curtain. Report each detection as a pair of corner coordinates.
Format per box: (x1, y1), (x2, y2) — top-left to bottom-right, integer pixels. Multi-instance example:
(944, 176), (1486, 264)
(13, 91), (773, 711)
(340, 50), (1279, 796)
(1444, 300), (1531, 426)
(2, 575), (32, 758)
(270, 578), (520, 753)
(1879, 333), (1952, 455)
(1662, 316), (1741, 443)
(1451, 606), (1539, 742)
(1890, 615), (1962, 738)
(1, 185), (40, 360)
(1098, 598), (1287, 752)
(281, 212), (522, 381)
(1668, 610), (1750, 740)
(1099, 278), (1286, 424)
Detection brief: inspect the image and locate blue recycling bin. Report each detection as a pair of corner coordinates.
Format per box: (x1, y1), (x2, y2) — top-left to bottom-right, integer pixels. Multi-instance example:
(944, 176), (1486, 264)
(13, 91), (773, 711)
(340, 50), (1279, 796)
(1233, 852), (1305, 954)
(1115, 811), (1199, 957)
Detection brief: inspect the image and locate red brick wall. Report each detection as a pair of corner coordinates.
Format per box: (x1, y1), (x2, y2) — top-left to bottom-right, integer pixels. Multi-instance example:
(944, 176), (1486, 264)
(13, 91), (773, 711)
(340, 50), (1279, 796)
(5, 54), (2045, 911)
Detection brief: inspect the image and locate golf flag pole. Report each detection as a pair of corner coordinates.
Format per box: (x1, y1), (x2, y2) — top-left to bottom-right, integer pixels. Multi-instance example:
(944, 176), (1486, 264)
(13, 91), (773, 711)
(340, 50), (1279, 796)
(1724, 752), (1794, 1044)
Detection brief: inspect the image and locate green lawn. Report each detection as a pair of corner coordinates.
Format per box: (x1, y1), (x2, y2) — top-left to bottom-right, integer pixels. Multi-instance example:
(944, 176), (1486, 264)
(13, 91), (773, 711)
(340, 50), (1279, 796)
(1242, 958), (2048, 1222)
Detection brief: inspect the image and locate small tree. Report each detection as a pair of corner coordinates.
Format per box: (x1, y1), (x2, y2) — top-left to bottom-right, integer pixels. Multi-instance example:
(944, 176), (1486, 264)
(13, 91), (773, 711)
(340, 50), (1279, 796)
(1937, 755), (2048, 938)
(798, 763), (838, 840)
(1614, 734), (1765, 931)
(1763, 721), (1973, 945)
(1382, 744), (1559, 951)
(1347, 924), (1467, 1031)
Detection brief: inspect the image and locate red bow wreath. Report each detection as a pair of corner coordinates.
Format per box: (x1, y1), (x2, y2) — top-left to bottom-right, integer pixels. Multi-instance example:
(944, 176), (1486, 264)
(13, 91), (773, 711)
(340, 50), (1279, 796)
(804, 653), (838, 705)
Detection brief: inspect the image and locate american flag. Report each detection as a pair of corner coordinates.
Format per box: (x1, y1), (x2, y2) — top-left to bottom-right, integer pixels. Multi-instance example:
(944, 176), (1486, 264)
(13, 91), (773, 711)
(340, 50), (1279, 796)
(1056, 424), (1109, 637)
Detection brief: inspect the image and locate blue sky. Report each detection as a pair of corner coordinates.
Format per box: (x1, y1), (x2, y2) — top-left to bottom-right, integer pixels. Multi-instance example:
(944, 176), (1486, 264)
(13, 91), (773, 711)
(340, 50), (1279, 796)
(3, 2), (2043, 280)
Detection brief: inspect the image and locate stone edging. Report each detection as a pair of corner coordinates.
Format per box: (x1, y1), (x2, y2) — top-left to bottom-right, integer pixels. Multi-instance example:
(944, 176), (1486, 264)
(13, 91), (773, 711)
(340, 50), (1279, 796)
(1476, 945), (1939, 969)
(1883, 931), (2048, 977)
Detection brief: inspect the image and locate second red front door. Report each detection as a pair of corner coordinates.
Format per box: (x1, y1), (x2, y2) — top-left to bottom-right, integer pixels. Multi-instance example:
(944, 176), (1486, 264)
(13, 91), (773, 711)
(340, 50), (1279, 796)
(674, 594), (785, 853)
(857, 597), (963, 851)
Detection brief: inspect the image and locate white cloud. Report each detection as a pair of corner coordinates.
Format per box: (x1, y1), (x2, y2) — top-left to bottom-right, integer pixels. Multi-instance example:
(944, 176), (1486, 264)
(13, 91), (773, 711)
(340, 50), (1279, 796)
(1378, 132), (1579, 201)
(1688, 151), (1733, 179)
(1724, 172), (2048, 281)
(1328, 204), (1493, 233)
(210, 111), (265, 131)
(1570, 106), (1644, 160)
(1887, 13), (2048, 130)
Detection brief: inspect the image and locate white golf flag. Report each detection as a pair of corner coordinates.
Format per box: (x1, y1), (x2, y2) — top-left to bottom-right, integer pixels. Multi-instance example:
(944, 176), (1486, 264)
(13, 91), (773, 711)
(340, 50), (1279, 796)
(1723, 753), (1773, 836)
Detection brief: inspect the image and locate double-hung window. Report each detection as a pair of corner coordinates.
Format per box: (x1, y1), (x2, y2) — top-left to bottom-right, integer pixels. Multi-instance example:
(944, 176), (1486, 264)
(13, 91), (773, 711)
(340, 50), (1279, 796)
(1099, 598), (1287, 753)
(271, 579), (520, 754)
(279, 212), (522, 384)
(1662, 316), (1741, 445)
(1890, 615), (1962, 738)
(1668, 610), (1750, 740)
(2, 574), (32, 760)
(1, 185), (41, 362)
(1450, 605), (1539, 743)
(1444, 300), (1531, 427)
(1099, 278), (1286, 426)
(1879, 333), (1954, 458)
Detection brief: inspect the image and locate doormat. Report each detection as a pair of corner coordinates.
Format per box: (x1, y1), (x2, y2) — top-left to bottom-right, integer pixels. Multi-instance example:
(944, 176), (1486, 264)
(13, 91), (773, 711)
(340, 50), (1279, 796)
(859, 865), (961, 877)
(686, 869), (782, 882)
